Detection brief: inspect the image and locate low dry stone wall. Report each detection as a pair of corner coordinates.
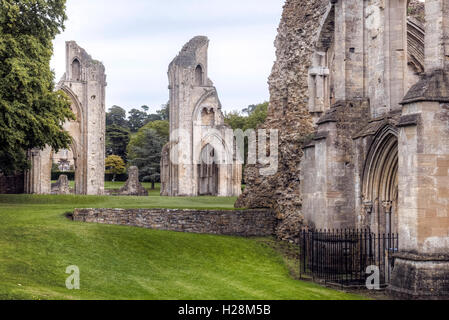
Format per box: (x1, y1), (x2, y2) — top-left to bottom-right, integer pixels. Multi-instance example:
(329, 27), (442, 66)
(72, 208), (276, 237)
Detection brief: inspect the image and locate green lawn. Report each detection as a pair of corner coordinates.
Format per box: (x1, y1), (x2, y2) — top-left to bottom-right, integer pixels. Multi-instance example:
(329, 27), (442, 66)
(52, 180), (160, 192)
(0, 194), (365, 300)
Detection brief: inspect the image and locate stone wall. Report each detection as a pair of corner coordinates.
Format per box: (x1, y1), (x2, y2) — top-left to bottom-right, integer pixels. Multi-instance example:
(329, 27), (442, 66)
(0, 174), (24, 194)
(72, 208), (276, 237)
(235, 0), (330, 242)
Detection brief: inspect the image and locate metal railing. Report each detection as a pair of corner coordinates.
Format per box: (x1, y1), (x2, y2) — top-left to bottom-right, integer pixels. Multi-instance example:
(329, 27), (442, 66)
(299, 229), (399, 287)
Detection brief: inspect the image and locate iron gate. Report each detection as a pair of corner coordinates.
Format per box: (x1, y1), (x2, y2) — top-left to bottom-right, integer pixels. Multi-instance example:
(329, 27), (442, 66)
(299, 229), (399, 287)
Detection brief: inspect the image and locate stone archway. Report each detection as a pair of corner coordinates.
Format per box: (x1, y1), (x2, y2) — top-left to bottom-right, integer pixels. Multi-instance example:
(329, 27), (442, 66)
(362, 125), (399, 234)
(25, 41), (106, 195)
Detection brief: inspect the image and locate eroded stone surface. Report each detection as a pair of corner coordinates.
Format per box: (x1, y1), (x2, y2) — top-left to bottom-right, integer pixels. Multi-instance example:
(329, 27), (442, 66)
(51, 175), (70, 195)
(161, 36), (242, 197)
(237, 0), (449, 297)
(118, 166), (148, 196)
(73, 208), (276, 237)
(25, 41), (106, 195)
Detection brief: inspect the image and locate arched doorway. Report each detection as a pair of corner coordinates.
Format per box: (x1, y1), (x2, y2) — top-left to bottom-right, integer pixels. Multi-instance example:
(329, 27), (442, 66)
(362, 125), (399, 234)
(52, 87), (85, 194)
(198, 144), (218, 196)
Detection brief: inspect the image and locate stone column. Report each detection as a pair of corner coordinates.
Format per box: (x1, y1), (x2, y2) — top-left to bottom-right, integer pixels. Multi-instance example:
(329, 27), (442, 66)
(333, 0), (365, 101)
(386, 0), (408, 111)
(390, 0), (449, 299)
(424, 0), (449, 71)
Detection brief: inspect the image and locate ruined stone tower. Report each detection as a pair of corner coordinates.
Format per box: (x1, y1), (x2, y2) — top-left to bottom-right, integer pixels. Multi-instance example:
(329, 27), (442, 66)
(238, 0), (449, 298)
(160, 36), (242, 197)
(25, 41), (106, 195)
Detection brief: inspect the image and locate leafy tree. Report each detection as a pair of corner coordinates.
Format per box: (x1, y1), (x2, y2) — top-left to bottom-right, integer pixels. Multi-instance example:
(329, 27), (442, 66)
(127, 126), (168, 189)
(105, 155), (125, 182)
(224, 102), (268, 168)
(128, 108), (149, 132)
(106, 105), (127, 127)
(225, 102), (268, 132)
(144, 120), (169, 141)
(106, 124), (130, 161)
(146, 113), (163, 123)
(0, 0), (74, 174)
(156, 103), (169, 121)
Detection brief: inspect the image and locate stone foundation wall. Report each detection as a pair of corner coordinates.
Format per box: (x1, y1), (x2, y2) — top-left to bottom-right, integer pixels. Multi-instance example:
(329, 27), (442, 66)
(0, 174), (24, 194)
(72, 208), (276, 237)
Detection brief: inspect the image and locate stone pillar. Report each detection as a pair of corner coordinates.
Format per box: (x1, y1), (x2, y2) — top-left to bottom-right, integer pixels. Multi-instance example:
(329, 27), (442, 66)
(333, 0), (364, 101)
(386, 0), (408, 111)
(390, 0), (449, 299)
(424, 0), (449, 71)
(118, 166), (148, 196)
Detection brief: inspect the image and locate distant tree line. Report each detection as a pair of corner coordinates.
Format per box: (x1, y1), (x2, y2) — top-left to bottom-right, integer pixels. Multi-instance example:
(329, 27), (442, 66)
(105, 104), (169, 188)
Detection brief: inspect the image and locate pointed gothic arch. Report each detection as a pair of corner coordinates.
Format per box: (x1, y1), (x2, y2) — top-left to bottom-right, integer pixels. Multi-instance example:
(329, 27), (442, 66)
(362, 125), (399, 234)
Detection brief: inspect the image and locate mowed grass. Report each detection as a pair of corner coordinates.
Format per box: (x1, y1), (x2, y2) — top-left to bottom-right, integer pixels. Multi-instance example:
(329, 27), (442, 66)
(53, 180), (160, 191)
(0, 193), (365, 300)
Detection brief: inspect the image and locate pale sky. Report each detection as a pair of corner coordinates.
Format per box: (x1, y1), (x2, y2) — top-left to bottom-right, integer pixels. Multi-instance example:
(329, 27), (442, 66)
(51, 0), (284, 114)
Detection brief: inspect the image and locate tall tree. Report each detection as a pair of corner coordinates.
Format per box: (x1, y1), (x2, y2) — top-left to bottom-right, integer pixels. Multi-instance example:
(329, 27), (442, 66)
(0, 0), (74, 174)
(156, 103), (169, 121)
(127, 126), (167, 189)
(144, 120), (169, 141)
(106, 105), (127, 127)
(127, 107), (149, 132)
(106, 124), (130, 161)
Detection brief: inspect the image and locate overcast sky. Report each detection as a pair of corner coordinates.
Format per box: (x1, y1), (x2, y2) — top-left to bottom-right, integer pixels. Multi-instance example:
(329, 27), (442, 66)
(51, 0), (284, 114)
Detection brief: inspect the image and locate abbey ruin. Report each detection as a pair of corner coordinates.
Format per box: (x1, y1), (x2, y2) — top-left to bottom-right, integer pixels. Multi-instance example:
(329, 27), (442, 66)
(161, 36), (242, 197)
(25, 41), (107, 195)
(237, 0), (449, 298)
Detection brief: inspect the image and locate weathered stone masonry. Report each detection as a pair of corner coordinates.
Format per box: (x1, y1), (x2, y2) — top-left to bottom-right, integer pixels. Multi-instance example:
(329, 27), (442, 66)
(161, 36), (242, 197)
(239, 0), (449, 298)
(25, 41), (106, 195)
(73, 208), (276, 237)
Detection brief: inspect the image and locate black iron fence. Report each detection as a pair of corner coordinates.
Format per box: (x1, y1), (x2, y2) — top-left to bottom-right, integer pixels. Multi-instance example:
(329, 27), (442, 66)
(299, 229), (399, 287)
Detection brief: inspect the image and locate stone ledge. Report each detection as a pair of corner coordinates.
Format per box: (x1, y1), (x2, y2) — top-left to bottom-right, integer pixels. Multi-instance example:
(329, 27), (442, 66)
(72, 208), (276, 237)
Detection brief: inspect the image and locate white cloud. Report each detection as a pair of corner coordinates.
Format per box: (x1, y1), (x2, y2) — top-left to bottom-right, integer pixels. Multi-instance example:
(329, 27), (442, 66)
(51, 0), (283, 114)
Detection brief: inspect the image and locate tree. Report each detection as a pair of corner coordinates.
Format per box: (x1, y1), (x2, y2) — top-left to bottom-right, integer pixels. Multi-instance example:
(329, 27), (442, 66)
(144, 120), (169, 141)
(106, 124), (130, 161)
(128, 108), (149, 132)
(224, 102), (268, 168)
(225, 102), (268, 132)
(105, 155), (125, 182)
(0, 0), (74, 174)
(156, 103), (169, 121)
(106, 105), (127, 127)
(127, 126), (168, 189)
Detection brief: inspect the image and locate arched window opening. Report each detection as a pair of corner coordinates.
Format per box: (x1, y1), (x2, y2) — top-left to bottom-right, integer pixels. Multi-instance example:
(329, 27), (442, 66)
(72, 59), (81, 81)
(195, 65), (203, 86)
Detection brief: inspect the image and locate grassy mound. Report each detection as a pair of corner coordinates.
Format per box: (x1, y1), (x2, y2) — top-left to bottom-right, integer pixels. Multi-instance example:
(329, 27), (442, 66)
(0, 194), (365, 300)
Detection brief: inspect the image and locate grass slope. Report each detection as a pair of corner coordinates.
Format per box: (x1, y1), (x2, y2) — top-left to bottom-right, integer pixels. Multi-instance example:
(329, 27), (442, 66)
(0, 194), (365, 300)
